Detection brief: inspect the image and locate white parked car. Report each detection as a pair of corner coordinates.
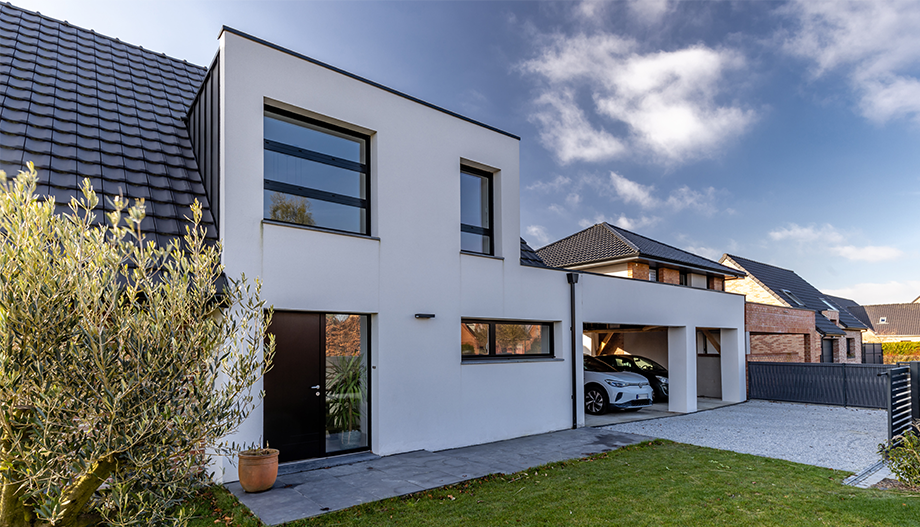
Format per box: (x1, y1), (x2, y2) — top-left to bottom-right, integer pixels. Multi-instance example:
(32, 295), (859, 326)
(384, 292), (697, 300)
(584, 355), (654, 414)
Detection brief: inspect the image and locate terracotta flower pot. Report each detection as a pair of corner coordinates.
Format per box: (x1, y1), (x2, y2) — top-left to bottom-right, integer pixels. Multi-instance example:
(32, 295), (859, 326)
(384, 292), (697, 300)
(238, 448), (279, 493)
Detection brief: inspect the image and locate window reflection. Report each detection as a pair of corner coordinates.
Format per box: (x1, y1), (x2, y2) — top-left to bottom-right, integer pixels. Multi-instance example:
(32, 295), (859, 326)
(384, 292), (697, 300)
(325, 314), (368, 453)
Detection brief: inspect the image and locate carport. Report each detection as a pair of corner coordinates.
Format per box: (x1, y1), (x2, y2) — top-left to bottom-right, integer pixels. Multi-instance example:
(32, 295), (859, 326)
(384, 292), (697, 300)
(580, 315), (745, 416)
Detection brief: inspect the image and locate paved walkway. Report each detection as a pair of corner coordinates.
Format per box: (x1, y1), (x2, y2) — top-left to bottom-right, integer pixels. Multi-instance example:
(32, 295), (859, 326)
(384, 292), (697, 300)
(227, 427), (650, 525)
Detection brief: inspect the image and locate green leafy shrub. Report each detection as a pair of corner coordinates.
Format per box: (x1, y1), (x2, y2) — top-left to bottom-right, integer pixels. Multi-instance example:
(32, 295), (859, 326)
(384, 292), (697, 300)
(883, 341), (920, 356)
(0, 164), (274, 526)
(879, 427), (920, 488)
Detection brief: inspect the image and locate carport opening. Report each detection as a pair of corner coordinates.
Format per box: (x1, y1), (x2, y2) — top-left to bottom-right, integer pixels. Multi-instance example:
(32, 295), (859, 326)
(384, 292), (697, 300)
(582, 323), (723, 400)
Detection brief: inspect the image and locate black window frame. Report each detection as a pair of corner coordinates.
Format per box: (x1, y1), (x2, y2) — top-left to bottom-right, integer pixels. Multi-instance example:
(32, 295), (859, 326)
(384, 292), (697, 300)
(679, 270), (689, 286)
(263, 105), (371, 236)
(461, 319), (554, 361)
(459, 165), (494, 256)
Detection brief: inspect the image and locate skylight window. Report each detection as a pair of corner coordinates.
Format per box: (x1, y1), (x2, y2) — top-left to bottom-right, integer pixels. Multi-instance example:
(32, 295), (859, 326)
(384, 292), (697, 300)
(880, 317), (888, 324)
(820, 298), (839, 311)
(781, 289), (805, 307)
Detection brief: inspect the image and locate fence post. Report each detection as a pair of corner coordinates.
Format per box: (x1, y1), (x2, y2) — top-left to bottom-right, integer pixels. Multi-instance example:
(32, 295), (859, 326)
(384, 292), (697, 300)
(885, 369), (893, 442)
(843, 364), (848, 407)
(911, 362), (920, 420)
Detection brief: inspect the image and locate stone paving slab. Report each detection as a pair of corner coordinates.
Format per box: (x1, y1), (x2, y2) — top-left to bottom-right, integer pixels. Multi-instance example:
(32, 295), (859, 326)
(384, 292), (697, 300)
(228, 427), (650, 525)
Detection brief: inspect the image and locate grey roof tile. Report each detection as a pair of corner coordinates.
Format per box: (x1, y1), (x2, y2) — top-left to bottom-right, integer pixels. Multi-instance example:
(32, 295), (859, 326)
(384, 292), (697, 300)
(520, 238), (550, 268)
(0, 2), (214, 243)
(721, 254), (866, 334)
(537, 223), (742, 276)
(847, 304), (920, 337)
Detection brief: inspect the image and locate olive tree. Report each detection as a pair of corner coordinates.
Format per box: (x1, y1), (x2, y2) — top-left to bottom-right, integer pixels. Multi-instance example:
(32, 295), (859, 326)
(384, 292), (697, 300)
(0, 164), (274, 527)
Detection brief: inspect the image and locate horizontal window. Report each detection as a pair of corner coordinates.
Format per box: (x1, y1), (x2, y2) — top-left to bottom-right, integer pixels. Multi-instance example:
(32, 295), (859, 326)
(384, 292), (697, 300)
(461, 320), (553, 360)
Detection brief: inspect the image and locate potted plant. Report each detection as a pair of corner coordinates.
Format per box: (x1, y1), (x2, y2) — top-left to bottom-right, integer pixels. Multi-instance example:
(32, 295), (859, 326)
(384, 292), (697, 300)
(327, 354), (365, 447)
(238, 447), (279, 493)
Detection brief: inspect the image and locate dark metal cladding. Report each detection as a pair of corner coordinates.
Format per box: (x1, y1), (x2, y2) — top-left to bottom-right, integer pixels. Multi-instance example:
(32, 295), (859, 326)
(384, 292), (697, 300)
(0, 3), (216, 248)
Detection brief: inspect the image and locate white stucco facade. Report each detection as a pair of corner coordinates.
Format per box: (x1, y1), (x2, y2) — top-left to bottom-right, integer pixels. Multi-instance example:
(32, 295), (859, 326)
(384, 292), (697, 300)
(210, 30), (747, 482)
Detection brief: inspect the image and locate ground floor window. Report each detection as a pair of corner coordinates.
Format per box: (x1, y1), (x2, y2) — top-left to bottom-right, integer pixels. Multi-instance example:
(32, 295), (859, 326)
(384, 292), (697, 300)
(461, 320), (553, 360)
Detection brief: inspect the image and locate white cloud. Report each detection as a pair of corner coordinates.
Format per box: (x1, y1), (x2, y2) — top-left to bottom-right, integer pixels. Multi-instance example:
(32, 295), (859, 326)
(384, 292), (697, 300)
(627, 0), (674, 24)
(565, 192), (582, 206)
(831, 245), (904, 262)
(682, 245), (722, 261)
(783, 0), (920, 122)
(768, 223), (845, 244)
(609, 172), (717, 214)
(824, 281), (920, 305)
(769, 223), (904, 262)
(610, 172), (657, 208)
(527, 175), (572, 193)
(520, 33), (755, 165)
(525, 225), (552, 246)
(611, 214), (659, 231)
(528, 89), (626, 164)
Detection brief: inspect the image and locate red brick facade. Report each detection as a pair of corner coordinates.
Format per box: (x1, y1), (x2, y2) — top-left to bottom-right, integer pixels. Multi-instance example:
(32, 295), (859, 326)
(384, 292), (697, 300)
(660, 267), (680, 285)
(627, 262), (650, 280)
(746, 303), (814, 362)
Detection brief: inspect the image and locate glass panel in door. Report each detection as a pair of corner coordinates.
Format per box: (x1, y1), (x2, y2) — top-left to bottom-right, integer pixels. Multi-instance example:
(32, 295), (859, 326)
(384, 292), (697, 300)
(325, 314), (369, 454)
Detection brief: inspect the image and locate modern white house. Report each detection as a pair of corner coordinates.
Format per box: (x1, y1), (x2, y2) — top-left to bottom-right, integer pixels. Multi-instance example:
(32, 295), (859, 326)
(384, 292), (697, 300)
(0, 4), (748, 485)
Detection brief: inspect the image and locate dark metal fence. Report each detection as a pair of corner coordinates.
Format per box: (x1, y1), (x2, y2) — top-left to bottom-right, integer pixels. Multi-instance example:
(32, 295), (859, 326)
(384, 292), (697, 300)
(887, 366), (912, 441)
(862, 343), (883, 364)
(748, 362), (894, 408)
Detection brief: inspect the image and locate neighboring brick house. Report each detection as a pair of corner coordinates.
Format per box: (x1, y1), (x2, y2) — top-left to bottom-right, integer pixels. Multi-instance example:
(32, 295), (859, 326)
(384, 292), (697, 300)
(536, 223), (744, 288)
(720, 254), (867, 363)
(846, 303), (920, 343)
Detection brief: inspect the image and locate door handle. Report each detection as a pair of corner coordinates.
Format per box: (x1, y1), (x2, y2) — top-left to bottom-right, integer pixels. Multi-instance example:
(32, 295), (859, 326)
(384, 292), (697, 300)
(311, 385), (321, 389)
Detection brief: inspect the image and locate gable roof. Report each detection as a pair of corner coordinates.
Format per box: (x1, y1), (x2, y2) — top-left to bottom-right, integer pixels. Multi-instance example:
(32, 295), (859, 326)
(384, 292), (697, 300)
(0, 3), (216, 248)
(847, 304), (920, 337)
(536, 223), (743, 276)
(520, 238), (549, 268)
(721, 254), (866, 335)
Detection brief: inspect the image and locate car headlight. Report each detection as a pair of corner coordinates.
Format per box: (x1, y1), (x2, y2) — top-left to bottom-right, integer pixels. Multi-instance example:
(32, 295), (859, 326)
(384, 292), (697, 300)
(656, 375), (668, 384)
(604, 379), (627, 388)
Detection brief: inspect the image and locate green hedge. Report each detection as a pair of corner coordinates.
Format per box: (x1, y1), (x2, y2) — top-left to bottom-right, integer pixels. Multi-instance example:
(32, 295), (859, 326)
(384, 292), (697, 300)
(883, 341), (920, 355)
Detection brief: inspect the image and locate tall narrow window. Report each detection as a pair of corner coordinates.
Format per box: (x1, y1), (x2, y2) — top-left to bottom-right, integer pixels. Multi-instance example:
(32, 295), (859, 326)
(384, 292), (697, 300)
(263, 107), (370, 235)
(460, 165), (493, 255)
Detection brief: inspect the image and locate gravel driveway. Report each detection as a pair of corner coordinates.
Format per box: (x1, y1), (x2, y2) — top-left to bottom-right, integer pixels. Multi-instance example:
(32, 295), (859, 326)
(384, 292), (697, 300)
(603, 400), (887, 472)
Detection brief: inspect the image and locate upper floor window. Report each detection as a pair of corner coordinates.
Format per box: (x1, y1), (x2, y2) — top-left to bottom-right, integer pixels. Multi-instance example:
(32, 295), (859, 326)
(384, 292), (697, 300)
(263, 107), (370, 235)
(460, 165), (493, 255)
(679, 270), (689, 286)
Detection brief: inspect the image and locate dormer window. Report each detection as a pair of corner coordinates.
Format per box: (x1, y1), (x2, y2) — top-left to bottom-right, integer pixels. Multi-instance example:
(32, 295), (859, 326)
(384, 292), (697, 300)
(880, 317), (888, 324)
(781, 289), (805, 307)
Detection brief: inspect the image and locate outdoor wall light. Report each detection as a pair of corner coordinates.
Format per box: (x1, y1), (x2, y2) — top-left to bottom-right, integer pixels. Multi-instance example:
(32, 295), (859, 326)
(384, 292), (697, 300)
(415, 313), (435, 319)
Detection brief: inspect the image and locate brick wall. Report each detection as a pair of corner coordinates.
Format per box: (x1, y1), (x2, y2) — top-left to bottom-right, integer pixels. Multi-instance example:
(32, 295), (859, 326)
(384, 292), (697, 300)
(745, 302), (813, 333)
(708, 276), (724, 291)
(724, 276), (784, 305)
(627, 262), (649, 280)
(660, 267), (680, 285)
(750, 333), (805, 361)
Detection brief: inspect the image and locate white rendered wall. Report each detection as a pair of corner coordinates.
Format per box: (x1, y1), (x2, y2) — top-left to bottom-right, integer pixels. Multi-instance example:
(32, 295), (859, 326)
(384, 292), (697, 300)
(215, 32), (577, 481)
(212, 31), (748, 482)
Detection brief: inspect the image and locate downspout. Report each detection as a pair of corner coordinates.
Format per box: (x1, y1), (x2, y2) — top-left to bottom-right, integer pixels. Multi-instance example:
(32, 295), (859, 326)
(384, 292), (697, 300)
(567, 272), (579, 429)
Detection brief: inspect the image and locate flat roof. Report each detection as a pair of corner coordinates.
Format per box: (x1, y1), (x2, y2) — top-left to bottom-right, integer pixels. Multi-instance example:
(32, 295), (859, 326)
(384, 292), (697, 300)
(219, 26), (521, 141)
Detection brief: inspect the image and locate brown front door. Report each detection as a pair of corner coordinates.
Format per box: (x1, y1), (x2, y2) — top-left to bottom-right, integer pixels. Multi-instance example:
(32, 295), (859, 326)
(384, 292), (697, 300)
(263, 311), (325, 462)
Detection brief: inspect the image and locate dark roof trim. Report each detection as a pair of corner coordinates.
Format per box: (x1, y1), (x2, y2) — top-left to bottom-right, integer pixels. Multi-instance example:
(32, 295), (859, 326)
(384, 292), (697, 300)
(218, 26), (521, 141)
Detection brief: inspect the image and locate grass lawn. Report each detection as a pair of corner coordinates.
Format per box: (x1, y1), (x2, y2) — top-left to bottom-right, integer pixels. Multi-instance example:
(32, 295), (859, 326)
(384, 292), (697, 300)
(187, 440), (920, 526)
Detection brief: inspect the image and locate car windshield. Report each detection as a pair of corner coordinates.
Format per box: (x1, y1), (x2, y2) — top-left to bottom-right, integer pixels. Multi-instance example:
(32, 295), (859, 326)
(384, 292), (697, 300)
(584, 356), (617, 373)
(633, 356), (664, 371)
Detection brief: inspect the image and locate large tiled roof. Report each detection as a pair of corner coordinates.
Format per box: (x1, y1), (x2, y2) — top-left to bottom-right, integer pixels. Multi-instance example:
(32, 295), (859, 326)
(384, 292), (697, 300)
(520, 238), (549, 268)
(0, 3), (216, 248)
(721, 254), (866, 335)
(847, 304), (920, 337)
(536, 223), (742, 276)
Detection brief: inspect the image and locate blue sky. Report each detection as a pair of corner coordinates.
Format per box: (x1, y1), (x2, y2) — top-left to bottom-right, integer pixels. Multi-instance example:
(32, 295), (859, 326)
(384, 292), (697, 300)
(14, 0), (920, 304)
